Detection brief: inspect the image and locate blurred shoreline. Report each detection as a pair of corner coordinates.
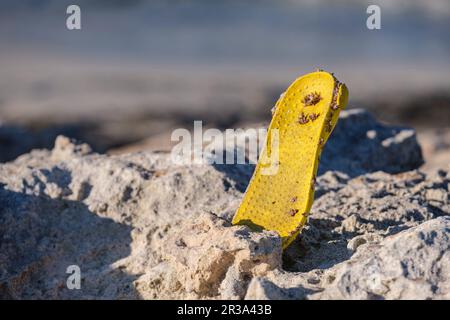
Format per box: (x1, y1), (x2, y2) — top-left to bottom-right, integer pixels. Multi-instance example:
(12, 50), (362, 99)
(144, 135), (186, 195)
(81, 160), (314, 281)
(0, 0), (449, 165)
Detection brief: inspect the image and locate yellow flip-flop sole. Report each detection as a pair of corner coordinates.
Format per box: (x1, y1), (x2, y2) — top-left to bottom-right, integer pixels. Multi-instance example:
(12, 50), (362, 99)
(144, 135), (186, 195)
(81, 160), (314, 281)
(232, 70), (349, 248)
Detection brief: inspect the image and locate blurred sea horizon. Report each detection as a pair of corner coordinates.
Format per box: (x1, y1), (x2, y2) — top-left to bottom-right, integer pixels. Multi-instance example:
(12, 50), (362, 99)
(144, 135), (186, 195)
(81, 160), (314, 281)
(0, 0), (449, 160)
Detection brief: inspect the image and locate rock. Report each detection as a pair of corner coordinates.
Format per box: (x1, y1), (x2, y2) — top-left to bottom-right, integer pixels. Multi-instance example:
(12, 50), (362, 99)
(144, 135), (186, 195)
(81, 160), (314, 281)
(312, 217), (450, 300)
(346, 233), (383, 252)
(158, 214), (281, 299)
(320, 109), (424, 176)
(283, 169), (449, 274)
(0, 139), (245, 298)
(0, 109), (447, 300)
(0, 123), (85, 163)
(245, 277), (296, 300)
(417, 128), (450, 173)
(425, 189), (448, 203)
(346, 236), (367, 252)
(341, 215), (359, 233)
(143, 213), (281, 299)
(51, 136), (93, 161)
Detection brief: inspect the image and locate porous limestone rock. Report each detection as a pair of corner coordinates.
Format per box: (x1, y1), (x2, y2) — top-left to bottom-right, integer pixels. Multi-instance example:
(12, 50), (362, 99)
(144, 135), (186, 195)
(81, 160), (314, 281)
(312, 217), (450, 300)
(0, 109), (448, 300)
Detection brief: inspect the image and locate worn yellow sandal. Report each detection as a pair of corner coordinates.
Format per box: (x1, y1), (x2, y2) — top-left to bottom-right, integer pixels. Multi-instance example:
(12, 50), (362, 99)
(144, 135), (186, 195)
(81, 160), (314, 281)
(232, 70), (349, 248)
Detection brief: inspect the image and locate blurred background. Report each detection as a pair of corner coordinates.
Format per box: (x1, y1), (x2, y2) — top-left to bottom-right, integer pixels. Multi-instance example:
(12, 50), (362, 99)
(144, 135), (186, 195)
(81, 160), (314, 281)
(0, 0), (449, 169)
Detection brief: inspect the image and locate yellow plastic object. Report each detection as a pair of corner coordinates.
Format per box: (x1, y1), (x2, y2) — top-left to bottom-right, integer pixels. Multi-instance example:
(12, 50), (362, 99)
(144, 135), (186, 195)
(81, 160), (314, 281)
(232, 71), (349, 248)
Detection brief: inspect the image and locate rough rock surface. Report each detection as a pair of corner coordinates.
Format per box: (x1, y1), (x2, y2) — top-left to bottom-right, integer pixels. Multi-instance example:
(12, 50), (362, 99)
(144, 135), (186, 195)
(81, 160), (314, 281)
(0, 122), (86, 163)
(313, 217), (450, 300)
(0, 110), (448, 300)
(247, 217), (450, 300)
(320, 109), (424, 176)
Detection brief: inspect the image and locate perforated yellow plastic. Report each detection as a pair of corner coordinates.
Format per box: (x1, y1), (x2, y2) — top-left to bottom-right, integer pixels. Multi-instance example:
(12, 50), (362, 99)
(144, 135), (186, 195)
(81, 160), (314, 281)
(232, 71), (349, 248)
